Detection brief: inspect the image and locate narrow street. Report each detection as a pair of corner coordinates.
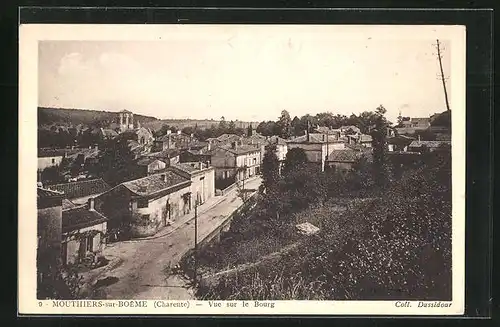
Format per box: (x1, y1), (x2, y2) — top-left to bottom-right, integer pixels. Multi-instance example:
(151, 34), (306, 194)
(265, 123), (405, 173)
(87, 177), (262, 300)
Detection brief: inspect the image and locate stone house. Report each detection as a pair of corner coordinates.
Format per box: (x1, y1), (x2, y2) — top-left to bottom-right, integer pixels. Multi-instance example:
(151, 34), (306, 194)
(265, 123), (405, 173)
(37, 187), (63, 259)
(325, 149), (372, 174)
(135, 157), (167, 176)
(180, 148), (212, 164)
(387, 135), (415, 152)
(153, 132), (176, 152)
(346, 133), (373, 148)
(61, 199), (108, 265)
(46, 178), (111, 206)
(37, 187), (64, 287)
(94, 171), (192, 237)
(287, 132), (346, 172)
(145, 149), (180, 166)
(408, 140), (451, 153)
(396, 117), (431, 134)
(210, 142), (261, 188)
(37, 148), (81, 171)
(135, 127), (155, 146)
(169, 162), (215, 206)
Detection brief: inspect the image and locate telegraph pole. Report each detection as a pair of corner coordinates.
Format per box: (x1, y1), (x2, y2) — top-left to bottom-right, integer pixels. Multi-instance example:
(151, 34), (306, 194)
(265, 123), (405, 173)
(193, 197), (198, 286)
(435, 39), (451, 111)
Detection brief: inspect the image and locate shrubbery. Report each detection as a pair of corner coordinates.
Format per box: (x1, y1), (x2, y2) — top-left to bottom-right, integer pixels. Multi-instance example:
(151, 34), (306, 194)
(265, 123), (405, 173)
(197, 149), (452, 300)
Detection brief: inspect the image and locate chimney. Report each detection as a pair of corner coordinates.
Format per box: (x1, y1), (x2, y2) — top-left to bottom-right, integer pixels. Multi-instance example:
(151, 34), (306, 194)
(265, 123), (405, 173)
(88, 198), (95, 210)
(177, 130), (181, 135)
(207, 140), (212, 151)
(199, 162), (203, 170)
(167, 130), (171, 135)
(418, 135), (421, 141)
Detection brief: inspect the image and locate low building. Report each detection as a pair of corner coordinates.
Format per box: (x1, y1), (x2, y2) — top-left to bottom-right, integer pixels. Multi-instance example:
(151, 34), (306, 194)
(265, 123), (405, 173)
(408, 140), (451, 153)
(170, 162), (215, 205)
(145, 149), (180, 165)
(61, 199), (108, 265)
(345, 133), (372, 148)
(94, 171), (192, 237)
(46, 178), (111, 205)
(396, 117), (432, 135)
(210, 142), (261, 188)
(136, 157), (167, 176)
(315, 126), (342, 139)
(180, 148), (212, 164)
(325, 149), (372, 175)
(387, 135), (415, 152)
(340, 125), (361, 135)
(135, 127), (155, 146)
(37, 148), (81, 171)
(266, 135), (288, 162)
(37, 187), (64, 287)
(37, 187), (63, 258)
(153, 132), (176, 151)
(287, 132), (345, 172)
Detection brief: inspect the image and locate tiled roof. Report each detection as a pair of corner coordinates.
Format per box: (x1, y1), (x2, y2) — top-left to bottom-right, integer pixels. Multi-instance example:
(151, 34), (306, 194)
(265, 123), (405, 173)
(37, 187), (64, 199)
(287, 134), (325, 143)
(345, 143), (369, 151)
(47, 179), (111, 199)
(387, 135), (415, 146)
(409, 140), (451, 148)
(219, 144), (261, 155)
(62, 206), (108, 233)
(266, 135), (287, 145)
(121, 171), (190, 196)
(170, 162), (209, 174)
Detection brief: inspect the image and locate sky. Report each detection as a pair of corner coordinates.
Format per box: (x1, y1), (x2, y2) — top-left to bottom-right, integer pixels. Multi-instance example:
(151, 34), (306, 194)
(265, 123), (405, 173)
(38, 26), (453, 124)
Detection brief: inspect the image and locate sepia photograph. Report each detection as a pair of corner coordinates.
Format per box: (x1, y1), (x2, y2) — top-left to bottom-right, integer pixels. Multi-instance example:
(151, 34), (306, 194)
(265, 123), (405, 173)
(19, 24), (465, 315)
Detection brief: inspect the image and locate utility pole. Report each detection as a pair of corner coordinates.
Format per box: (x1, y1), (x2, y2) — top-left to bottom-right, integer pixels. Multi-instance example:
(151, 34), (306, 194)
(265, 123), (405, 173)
(435, 39), (451, 111)
(193, 196), (198, 286)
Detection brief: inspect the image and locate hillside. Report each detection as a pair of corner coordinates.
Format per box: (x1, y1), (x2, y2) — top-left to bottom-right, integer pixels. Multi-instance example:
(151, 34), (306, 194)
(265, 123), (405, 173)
(38, 107), (159, 128)
(38, 107), (259, 131)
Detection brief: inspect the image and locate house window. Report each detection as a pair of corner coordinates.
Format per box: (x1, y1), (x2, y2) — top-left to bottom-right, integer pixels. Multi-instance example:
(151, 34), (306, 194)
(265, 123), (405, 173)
(137, 198), (148, 208)
(51, 158), (55, 164)
(253, 158), (257, 164)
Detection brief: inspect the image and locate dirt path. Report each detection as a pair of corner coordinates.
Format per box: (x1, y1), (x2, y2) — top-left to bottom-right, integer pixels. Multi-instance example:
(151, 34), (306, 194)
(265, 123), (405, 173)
(89, 177), (262, 300)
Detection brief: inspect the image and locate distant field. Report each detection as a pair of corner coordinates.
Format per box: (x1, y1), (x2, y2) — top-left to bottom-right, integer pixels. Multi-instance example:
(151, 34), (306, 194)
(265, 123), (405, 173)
(142, 119), (259, 132)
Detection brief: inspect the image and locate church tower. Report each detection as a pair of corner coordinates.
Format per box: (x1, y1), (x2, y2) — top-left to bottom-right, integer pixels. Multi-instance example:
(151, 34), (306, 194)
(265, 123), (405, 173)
(119, 110), (134, 132)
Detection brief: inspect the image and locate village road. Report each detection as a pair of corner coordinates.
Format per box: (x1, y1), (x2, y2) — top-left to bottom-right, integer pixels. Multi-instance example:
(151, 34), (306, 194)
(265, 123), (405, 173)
(90, 177), (262, 300)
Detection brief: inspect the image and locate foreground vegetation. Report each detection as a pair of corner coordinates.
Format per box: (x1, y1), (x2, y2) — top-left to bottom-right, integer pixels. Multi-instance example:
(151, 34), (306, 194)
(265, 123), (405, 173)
(193, 148), (451, 300)
(186, 107), (452, 301)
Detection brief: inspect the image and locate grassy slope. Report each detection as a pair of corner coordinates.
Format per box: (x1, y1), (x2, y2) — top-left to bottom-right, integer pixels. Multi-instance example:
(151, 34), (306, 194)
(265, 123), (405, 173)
(194, 154), (452, 301)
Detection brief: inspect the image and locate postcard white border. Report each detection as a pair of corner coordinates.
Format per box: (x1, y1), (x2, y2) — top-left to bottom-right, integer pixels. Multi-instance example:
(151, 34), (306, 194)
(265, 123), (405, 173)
(19, 24), (466, 315)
